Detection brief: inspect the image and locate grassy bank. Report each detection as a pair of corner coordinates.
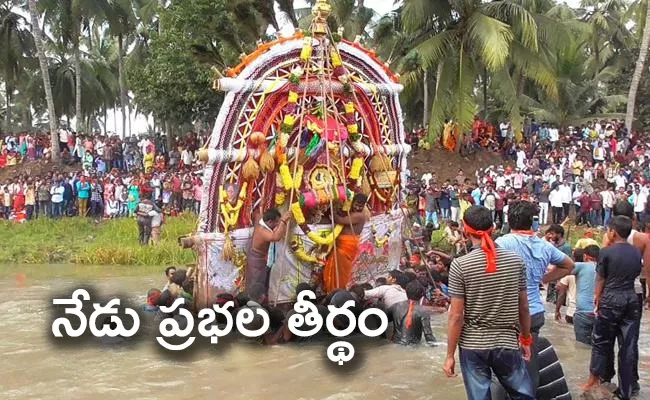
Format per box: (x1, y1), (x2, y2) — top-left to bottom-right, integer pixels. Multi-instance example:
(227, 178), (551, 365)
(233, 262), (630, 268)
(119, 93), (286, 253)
(0, 214), (197, 265)
(1, 214), (601, 266)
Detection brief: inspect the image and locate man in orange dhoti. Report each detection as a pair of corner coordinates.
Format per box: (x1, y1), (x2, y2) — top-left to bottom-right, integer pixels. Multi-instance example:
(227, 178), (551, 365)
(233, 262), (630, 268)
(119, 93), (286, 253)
(324, 194), (369, 292)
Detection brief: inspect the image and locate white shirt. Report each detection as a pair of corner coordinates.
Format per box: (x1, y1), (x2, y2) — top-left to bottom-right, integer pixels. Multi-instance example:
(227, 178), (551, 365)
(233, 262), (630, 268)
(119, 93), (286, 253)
(499, 123), (509, 137)
(516, 151), (527, 170)
(95, 140), (105, 156)
(559, 184), (572, 204)
(114, 185), (125, 202)
(549, 189), (564, 208)
(139, 139), (151, 155)
(151, 178), (162, 200)
(496, 176), (506, 189)
(549, 128), (559, 142)
(106, 199), (119, 216)
(600, 190), (615, 208)
(559, 275), (576, 317)
(614, 175), (627, 190)
(364, 285), (407, 309)
(633, 193), (647, 213)
(59, 129), (68, 143)
(421, 173), (433, 187)
(181, 149), (193, 165)
(50, 186), (64, 203)
(583, 169), (593, 184)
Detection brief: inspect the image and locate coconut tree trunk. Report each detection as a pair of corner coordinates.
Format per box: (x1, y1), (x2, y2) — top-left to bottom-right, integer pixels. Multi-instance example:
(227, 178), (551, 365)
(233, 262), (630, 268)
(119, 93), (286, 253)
(28, 0), (60, 163)
(625, 5), (650, 134)
(4, 83), (11, 131)
(118, 33), (128, 138)
(74, 43), (82, 133)
(165, 120), (172, 152)
(483, 68), (488, 119)
(422, 70), (428, 127)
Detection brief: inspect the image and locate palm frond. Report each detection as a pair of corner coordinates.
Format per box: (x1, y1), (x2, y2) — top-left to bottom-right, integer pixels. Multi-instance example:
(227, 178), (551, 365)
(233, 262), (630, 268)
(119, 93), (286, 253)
(466, 12), (514, 71)
(482, 1), (538, 51)
(410, 29), (458, 71)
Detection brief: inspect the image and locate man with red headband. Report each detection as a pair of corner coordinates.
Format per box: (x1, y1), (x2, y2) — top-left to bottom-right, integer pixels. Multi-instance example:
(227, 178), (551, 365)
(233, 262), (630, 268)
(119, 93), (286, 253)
(495, 200), (574, 395)
(443, 205), (534, 399)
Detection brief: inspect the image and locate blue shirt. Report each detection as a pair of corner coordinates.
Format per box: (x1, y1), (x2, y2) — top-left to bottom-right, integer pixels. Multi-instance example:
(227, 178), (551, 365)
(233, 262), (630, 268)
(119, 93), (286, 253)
(495, 234), (567, 315)
(471, 188), (482, 205)
(76, 181), (90, 199)
(573, 262), (596, 313)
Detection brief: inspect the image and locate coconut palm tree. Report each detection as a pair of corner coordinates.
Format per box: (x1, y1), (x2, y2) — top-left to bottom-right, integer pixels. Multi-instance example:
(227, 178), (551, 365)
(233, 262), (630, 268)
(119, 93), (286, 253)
(524, 38), (625, 128)
(0, 3), (35, 131)
(105, 0), (137, 137)
(400, 0), (559, 142)
(626, 0), (650, 133)
(40, 0), (110, 133)
(28, 0), (59, 162)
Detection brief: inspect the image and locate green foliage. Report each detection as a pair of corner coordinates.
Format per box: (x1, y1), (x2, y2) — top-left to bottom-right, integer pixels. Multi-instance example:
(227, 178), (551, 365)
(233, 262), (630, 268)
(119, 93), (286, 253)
(0, 214), (197, 265)
(127, 0), (255, 126)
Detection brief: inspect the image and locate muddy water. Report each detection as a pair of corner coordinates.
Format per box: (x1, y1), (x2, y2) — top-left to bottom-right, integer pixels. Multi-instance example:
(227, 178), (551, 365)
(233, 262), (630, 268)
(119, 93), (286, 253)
(0, 265), (648, 400)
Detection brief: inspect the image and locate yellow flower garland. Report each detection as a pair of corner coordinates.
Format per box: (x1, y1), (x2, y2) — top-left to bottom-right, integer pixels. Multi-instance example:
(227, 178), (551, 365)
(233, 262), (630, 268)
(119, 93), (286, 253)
(284, 114), (297, 127)
(331, 50), (343, 67)
(293, 165), (304, 189)
(308, 225), (343, 246)
(275, 192), (286, 206)
(291, 202), (306, 225)
(279, 164), (294, 190)
(220, 182), (248, 230)
(349, 157), (364, 180)
(300, 37), (312, 61)
(371, 224), (393, 248)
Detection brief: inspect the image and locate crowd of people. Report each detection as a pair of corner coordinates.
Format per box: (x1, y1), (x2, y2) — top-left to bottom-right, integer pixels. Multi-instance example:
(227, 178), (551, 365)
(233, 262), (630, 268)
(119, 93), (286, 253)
(0, 129), (209, 244)
(144, 265), (440, 346)
(405, 118), (650, 236)
(5, 117), (650, 398)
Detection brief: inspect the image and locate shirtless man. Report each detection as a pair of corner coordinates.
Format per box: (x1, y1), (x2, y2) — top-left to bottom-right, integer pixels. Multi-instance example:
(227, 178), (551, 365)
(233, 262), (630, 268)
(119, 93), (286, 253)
(323, 194), (369, 292)
(245, 207), (290, 302)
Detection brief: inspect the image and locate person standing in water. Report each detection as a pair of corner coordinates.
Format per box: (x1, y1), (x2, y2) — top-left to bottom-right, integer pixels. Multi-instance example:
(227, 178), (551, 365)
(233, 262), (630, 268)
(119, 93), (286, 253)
(246, 207), (290, 302)
(135, 193), (160, 245)
(599, 200), (649, 396)
(444, 205), (534, 399)
(494, 200), (574, 393)
(324, 194), (369, 292)
(584, 215), (641, 400)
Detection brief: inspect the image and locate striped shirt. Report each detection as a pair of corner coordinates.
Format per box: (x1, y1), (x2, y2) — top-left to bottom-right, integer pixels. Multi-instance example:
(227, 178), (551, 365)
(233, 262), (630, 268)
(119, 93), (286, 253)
(448, 247), (527, 350)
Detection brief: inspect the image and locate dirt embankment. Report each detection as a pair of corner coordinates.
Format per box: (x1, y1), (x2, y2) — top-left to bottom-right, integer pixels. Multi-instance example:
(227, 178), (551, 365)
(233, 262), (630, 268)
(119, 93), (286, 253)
(1, 146), (506, 183)
(408, 145), (506, 181)
(0, 160), (79, 181)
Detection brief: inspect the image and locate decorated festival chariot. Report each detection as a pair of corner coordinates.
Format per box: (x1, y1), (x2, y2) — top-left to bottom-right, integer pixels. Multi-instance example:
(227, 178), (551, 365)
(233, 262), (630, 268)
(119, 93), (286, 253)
(188, 0), (411, 307)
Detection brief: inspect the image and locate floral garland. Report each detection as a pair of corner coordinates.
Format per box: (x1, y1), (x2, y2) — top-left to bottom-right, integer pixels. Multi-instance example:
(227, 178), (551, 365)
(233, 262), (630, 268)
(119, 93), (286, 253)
(291, 236), (325, 265)
(371, 224), (394, 248)
(220, 182), (248, 231)
(290, 201), (343, 247)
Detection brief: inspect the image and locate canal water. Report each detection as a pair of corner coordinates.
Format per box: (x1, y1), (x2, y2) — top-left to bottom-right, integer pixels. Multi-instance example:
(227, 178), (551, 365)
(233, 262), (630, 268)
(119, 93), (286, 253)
(0, 265), (647, 399)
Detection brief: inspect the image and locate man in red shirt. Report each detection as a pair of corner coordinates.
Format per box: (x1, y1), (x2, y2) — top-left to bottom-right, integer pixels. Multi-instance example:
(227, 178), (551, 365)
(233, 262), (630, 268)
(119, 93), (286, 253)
(577, 191), (592, 226)
(170, 174), (182, 211)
